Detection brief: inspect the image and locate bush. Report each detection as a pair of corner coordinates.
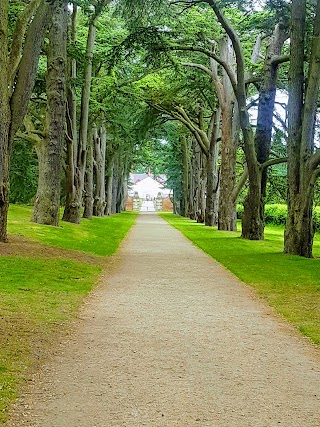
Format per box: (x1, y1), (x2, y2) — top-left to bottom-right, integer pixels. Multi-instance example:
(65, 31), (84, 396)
(237, 204), (244, 219)
(313, 207), (320, 232)
(264, 204), (287, 226)
(236, 204), (320, 232)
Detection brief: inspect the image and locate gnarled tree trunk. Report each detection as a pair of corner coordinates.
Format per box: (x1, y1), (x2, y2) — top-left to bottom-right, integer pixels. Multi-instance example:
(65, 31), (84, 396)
(93, 122), (107, 216)
(218, 104), (237, 230)
(205, 109), (220, 226)
(83, 125), (94, 219)
(33, 1), (67, 225)
(284, 0), (320, 257)
(180, 135), (190, 217)
(0, 1), (10, 241)
(0, 0), (52, 241)
(62, 4), (81, 223)
(242, 23), (288, 239)
(105, 149), (114, 216)
(63, 8), (98, 223)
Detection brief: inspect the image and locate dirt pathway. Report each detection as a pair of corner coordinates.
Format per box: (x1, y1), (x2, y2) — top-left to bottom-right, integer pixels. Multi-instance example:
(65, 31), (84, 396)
(6, 214), (320, 427)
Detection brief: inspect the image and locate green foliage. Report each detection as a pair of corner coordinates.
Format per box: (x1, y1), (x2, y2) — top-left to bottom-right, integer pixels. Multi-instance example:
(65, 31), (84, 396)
(161, 213), (320, 346)
(116, 0), (169, 29)
(264, 204), (288, 226)
(10, 140), (38, 204)
(237, 204), (320, 232)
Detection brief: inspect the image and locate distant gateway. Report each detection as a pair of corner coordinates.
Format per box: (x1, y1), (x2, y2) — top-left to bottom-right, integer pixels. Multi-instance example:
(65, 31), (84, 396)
(128, 170), (171, 201)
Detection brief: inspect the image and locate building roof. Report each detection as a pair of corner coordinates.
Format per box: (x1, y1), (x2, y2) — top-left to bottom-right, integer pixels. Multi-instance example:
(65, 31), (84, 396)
(129, 173), (168, 186)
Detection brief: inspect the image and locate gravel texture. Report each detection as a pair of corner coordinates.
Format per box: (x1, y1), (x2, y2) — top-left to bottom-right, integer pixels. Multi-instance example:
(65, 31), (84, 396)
(6, 214), (320, 426)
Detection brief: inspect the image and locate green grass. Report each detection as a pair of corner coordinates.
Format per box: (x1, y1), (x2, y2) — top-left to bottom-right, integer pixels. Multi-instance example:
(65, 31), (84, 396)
(0, 205), (137, 424)
(0, 257), (101, 423)
(8, 205), (138, 256)
(160, 213), (320, 346)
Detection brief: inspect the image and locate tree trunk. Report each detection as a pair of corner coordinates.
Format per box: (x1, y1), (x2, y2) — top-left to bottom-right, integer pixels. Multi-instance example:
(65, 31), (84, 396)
(209, 36), (238, 231)
(63, 10), (97, 223)
(284, 0), (320, 257)
(111, 173), (118, 214)
(93, 122), (106, 216)
(218, 105), (237, 230)
(240, 23), (288, 238)
(207, 2), (271, 240)
(116, 170), (125, 213)
(0, 126), (10, 242)
(33, 1), (67, 225)
(105, 152), (114, 216)
(189, 139), (201, 220)
(241, 169), (264, 240)
(62, 4), (80, 223)
(284, 178), (314, 257)
(0, 1), (10, 242)
(0, 0), (52, 241)
(181, 135), (189, 217)
(205, 109), (220, 226)
(83, 126), (94, 219)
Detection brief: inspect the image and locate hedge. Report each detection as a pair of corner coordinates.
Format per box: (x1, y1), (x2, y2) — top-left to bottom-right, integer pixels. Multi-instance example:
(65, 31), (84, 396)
(237, 204), (320, 232)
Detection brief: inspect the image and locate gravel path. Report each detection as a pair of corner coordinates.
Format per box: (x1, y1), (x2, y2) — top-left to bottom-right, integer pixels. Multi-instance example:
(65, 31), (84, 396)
(7, 214), (320, 426)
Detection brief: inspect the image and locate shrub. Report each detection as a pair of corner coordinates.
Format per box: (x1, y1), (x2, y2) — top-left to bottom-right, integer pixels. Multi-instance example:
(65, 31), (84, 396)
(236, 204), (320, 232)
(237, 204), (244, 219)
(264, 204), (287, 226)
(313, 207), (320, 232)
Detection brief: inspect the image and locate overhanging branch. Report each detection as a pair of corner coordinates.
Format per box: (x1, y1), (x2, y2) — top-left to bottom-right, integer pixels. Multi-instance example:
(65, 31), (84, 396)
(260, 157), (287, 170)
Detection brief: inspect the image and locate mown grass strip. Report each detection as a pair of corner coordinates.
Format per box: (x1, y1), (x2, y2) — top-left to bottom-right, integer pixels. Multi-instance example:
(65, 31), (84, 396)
(0, 206), (138, 424)
(160, 213), (320, 346)
(8, 205), (138, 256)
(0, 257), (101, 423)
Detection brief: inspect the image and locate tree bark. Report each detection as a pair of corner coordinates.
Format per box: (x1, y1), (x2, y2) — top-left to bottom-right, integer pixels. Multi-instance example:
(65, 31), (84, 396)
(205, 108), (220, 226)
(218, 104), (237, 230)
(63, 8), (99, 223)
(241, 23), (288, 239)
(93, 122), (107, 216)
(0, 0), (52, 241)
(105, 150), (114, 216)
(284, 0), (320, 257)
(206, 0), (266, 240)
(245, 22), (287, 238)
(83, 125), (94, 219)
(33, 1), (67, 225)
(215, 37), (238, 231)
(0, 1), (10, 242)
(181, 135), (190, 217)
(189, 140), (205, 222)
(62, 4), (80, 224)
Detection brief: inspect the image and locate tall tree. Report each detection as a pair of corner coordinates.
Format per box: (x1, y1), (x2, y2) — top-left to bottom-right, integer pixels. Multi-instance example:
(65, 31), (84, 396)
(0, 0), (53, 241)
(284, 0), (320, 257)
(63, 1), (108, 224)
(32, 0), (68, 225)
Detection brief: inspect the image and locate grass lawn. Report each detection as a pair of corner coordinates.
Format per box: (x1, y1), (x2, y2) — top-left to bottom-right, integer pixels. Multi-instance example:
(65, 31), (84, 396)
(8, 205), (137, 256)
(160, 213), (320, 347)
(0, 206), (137, 424)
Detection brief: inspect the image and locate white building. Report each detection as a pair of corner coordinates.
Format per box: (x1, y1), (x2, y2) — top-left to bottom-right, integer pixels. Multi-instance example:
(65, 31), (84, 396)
(128, 170), (171, 200)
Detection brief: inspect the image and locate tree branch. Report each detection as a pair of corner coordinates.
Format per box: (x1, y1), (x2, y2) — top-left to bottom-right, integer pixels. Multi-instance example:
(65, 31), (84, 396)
(310, 149), (320, 171)
(232, 165), (248, 202)
(165, 44), (238, 95)
(8, 0), (42, 90)
(182, 62), (215, 79)
(9, 1), (52, 145)
(260, 157), (288, 170)
(270, 54), (290, 66)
